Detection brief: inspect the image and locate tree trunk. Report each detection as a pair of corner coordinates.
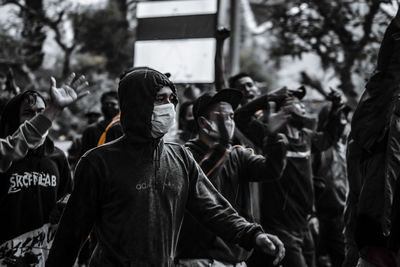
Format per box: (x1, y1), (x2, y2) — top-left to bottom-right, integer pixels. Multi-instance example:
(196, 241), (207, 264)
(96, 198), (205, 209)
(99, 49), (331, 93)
(21, 0), (45, 70)
(107, 0), (132, 75)
(338, 50), (360, 108)
(113, 0), (128, 23)
(338, 64), (358, 107)
(62, 49), (72, 78)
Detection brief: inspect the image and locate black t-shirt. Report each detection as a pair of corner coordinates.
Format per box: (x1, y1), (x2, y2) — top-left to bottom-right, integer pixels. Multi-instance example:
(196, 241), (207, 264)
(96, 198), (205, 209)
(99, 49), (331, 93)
(0, 140), (72, 265)
(261, 131), (314, 231)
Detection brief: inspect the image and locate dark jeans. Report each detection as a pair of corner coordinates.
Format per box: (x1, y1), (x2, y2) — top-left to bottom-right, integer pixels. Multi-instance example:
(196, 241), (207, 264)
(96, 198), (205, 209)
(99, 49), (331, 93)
(316, 215), (345, 267)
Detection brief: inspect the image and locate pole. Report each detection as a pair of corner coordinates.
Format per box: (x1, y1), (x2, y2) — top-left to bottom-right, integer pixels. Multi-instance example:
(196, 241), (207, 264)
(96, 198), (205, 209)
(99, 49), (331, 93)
(229, 0), (241, 76)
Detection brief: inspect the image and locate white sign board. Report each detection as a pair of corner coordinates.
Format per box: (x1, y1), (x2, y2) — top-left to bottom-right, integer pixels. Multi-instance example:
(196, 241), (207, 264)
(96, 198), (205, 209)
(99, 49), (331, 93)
(134, 38), (215, 83)
(135, 0), (217, 83)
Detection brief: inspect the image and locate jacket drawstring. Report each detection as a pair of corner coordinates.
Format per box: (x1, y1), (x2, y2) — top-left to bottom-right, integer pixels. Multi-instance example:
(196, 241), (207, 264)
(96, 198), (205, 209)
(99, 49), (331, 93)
(153, 139), (162, 187)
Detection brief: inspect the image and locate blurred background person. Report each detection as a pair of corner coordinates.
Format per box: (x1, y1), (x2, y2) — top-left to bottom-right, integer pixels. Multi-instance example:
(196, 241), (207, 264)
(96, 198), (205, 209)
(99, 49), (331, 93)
(79, 90), (119, 157)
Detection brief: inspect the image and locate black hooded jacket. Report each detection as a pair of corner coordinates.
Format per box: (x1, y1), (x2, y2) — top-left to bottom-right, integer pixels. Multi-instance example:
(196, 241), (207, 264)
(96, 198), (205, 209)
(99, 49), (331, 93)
(347, 20), (400, 251)
(46, 68), (264, 267)
(0, 91), (72, 265)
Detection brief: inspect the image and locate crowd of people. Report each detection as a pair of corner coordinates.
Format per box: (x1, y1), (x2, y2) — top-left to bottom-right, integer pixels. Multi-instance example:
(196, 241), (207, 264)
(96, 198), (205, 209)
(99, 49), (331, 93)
(0, 6), (399, 267)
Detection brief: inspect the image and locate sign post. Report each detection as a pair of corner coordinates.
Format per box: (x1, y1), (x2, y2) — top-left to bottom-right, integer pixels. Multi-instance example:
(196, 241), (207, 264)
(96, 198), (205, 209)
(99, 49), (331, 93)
(135, 0), (218, 83)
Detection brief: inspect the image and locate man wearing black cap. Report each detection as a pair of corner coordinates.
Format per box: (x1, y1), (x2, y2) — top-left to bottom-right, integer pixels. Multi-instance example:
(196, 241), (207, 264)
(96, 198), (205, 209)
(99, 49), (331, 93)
(176, 89), (287, 266)
(46, 67), (285, 267)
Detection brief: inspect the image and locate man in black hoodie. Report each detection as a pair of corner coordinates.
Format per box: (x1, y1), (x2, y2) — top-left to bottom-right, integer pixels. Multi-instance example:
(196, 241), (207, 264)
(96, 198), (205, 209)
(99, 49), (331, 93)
(176, 89), (286, 266)
(0, 74), (89, 267)
(46, 67), (285, 267)
(345, 9), (400, 267)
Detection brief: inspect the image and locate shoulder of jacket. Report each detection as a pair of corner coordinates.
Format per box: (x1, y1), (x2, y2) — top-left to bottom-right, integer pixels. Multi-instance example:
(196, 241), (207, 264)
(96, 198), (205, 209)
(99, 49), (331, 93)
(82, 123), (98, 134)
(164, 141), (185, 148)
(51, 146), (68, 158)
(83, 140), (119, 158)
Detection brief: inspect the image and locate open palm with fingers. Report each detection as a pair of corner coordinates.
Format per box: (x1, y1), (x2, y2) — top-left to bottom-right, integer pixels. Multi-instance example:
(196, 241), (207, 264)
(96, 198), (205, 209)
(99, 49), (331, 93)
(50, 72), (90, 109)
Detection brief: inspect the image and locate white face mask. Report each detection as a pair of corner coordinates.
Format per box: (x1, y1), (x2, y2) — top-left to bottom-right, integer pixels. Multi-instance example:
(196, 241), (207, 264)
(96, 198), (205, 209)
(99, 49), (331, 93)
(203, 118), (235, 141)
(151, 103), (176, 138)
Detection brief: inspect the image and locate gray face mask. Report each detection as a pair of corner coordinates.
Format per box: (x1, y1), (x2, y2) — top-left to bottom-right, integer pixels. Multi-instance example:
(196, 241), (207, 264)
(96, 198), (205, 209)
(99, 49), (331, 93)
(151, 103), (176, 138)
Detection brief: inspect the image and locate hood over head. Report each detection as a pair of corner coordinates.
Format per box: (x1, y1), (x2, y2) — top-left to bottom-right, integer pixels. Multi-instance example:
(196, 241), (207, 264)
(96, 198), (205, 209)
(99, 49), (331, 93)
(0, 90), (46, 138)
(118, 67), (177, 142)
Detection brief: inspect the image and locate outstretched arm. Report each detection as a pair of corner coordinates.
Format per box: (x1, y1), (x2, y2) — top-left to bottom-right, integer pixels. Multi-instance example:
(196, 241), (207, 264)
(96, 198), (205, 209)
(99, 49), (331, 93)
(234, 88), (290, 148)
(0, 73), (89, 173)
(311, 89), (345, 152)
(215, 27), (230, 91)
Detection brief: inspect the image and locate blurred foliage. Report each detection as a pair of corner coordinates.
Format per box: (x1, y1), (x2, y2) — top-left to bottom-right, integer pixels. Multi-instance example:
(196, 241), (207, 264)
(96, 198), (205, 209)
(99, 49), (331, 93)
(72, 0), (134, 76)
(251, 0), (399, 105)
(21, 0), (45, 70)
(240, 45), (279, 93)
(0, 0), (129, 140)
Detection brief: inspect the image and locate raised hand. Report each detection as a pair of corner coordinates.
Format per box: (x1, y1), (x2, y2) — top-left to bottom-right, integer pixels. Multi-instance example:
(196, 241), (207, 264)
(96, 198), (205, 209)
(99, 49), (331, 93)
(216, 27), (230, 42)
(216, 112), (230, 147)
(327, 87), (342, 107)
(49, 73), (90, 109)
(43, 73), (90, 121)
(255, 233), (285, 265)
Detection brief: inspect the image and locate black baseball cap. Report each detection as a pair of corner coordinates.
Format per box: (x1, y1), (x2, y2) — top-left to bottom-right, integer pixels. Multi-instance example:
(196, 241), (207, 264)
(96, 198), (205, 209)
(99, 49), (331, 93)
(193, 89), (243, 120)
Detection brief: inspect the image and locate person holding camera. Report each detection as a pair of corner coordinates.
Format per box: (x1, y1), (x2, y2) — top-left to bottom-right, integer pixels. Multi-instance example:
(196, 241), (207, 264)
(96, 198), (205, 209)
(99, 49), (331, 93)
(235, 87), (344, 267)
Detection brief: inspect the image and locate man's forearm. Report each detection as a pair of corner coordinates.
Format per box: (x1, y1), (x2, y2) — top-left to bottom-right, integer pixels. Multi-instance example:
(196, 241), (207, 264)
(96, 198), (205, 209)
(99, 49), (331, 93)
(235, 95), (269, 128)
(187, 164), (265, 250)
(0, 114), (52, 173)
(215, 39), (227, 90)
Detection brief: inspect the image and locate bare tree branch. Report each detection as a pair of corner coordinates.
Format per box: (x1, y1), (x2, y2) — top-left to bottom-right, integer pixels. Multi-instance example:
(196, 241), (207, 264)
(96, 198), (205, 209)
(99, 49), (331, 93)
(4, 1), (76, 76)
(358, 0), (381, 49)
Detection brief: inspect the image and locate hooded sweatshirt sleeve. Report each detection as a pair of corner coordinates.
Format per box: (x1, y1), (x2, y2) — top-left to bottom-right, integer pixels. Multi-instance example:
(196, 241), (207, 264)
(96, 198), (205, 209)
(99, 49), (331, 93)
(46, 156), (103, 267)
(185, 150), (263, 250)
(350, 17), (400, 151)
(0, 114), (51, 173)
